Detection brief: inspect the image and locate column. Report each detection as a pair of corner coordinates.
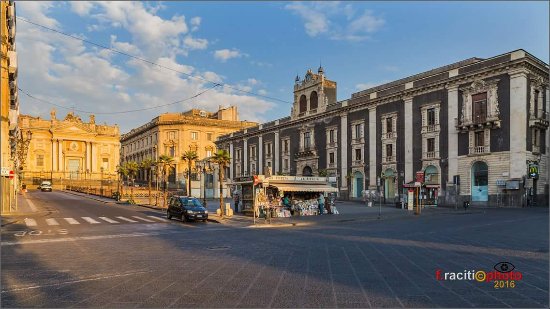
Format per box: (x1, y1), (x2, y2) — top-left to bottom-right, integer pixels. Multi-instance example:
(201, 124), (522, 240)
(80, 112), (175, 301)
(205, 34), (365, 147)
(52, 139), (57, 171)
(404, 97), (414, 183)
(243, 138), (248, 176)
(274, 131), (280, 174)
(368, 107), (377, 187)
(546, 88), (550, 166)
(229, 142), (234, 180)
(340, 113), (348, 191)
(58, 140), (63, 171)
(509, 69), (528, 178)
(91, 142), (97, 172)
(258, 135), (263, 174)
(447, 85), (459, 184)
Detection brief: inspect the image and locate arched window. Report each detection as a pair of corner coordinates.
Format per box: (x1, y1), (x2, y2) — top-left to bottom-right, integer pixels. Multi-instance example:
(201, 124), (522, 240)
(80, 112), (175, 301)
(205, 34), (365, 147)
(302, 166), (313, 176)
(299, 95), (307, 113)
(310, 91), (318, 110)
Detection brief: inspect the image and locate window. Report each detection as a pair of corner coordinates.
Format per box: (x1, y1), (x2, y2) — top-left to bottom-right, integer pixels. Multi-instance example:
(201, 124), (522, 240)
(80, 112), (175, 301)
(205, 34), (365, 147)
(250, 146), (256, 159)
(304, 132), (311, 149)
(472, 93), (487, 124)
(329, 130), (335, 143)
(283, 140), (289, 153)
(299, 95), (307, 113)
(36, 154), (44, 167)
(329, 152), (335, 164)
(386, 144), (393, 157)
(354, 124), (362, 139)
(427, 138), (435, 153)
(169, 131), (175, 140)
(267, 161), (271, 167)
(427, 108), (436, 126)
(265, 143), (272, 156)
(206, 150), (212, 157)
(207, 133), (213, 141)
(534, 89), (540, 113)
(251, 163), (256, 174)
(284, 159), (289, 170)
(191, 132), (198, 140)
(236, 149), (241, 160)
(102, 158), (109, 171)
(474, 131), (484, 147)
(386, 117), (393, 132)
(169, 146), (175, 157)
(355, 148), (362, 161)
(533, 129), (540, 147)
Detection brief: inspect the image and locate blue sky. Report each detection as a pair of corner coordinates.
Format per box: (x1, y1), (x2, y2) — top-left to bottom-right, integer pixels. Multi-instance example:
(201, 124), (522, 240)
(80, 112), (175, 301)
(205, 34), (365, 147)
(16, 1), (549, 133)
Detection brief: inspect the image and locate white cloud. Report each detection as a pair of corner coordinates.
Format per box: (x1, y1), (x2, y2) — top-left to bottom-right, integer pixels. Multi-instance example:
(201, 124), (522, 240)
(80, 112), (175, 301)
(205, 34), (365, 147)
(285, 2), (385, 42)
(258, 89), (268, 95)
(18, 1), (60, 28)
(183, 35), (208, 50)
(214, 49), (245, 62)
(190, 16), (201, 31)
(16, 4), (274, 132)
(70, 1), (95, 16)
(247, 78), (259, 85)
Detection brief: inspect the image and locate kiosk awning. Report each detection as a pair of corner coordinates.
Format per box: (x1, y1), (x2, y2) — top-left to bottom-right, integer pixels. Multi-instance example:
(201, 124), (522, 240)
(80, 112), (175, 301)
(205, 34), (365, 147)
(271, 184), (338, 193)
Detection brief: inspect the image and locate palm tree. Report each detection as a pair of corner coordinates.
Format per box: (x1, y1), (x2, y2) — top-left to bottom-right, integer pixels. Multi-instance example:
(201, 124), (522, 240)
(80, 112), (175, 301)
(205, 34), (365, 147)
(210, 149), (231, 217)
(116, 165), (129, 200)
(181, 150), (198, 196)
(157, 155), (175, 208)
(140, 158), (155, 205)
(125, 161), (139, 202)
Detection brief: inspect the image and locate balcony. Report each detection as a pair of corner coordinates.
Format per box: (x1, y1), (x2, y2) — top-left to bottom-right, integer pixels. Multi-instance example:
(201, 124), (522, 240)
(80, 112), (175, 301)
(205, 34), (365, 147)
(423, 151), (439, 160)
(383, 155), (396, 163)
(352, 160), (364, 166)
(282, 149), (290, 155)
(327, 162), (337, 169)
(326, 142), (338, 148)
(351, 137), (364, 144)
(455, 112), (500, 132)
(529, 109), (549, 129)
(532, 145), (541, 155)
(295, 147), (317, 158)
(421, 124), (439, 134)
(265, 152), (272, 159)
(469, 145), (489, 155)
(382, 131), (396, 140)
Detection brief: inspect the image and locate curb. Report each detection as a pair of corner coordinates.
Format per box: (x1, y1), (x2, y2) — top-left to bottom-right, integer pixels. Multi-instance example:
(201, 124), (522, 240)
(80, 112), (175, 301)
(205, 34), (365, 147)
(63, 190), (117, 204)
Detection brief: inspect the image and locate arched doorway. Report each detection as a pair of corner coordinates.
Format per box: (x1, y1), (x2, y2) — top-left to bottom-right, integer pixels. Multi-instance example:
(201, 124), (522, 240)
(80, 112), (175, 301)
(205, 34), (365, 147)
(302, 166), (313, 176)
(353, 171), (363, 198)
(384, 169), (395, 200)
(471, 161), (488, 202)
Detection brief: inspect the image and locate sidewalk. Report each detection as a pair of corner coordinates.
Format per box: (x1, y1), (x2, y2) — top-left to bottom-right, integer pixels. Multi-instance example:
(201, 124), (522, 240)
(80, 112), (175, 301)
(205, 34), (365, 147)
(1, 192), (44, 226)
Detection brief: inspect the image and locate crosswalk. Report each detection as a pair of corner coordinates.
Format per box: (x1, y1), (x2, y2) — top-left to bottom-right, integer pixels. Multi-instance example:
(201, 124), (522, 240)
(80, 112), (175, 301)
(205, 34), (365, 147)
(23, 215), (169, 228)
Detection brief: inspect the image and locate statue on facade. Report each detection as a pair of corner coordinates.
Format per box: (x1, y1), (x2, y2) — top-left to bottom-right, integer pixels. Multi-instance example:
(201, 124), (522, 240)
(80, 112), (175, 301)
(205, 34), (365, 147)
(89, 114), (95, 124)
(50, 108), (56, 120)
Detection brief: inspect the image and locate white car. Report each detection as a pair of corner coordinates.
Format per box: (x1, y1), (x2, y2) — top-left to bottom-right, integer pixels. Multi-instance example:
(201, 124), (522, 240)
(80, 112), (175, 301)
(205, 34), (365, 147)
(39, 181), (52, 192)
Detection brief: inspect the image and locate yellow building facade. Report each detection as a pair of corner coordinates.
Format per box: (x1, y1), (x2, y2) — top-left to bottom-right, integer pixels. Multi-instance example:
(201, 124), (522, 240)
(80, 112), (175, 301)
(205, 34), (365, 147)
(18, 110), (121, 187)
(121, 106), (256, 197)
(1, 0), (19, 213)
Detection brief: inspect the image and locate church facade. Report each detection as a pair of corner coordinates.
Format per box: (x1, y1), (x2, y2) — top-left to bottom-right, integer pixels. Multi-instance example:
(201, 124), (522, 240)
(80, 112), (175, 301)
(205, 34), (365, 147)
(18, 110), (121, 187)
(216, 50), (549, 207)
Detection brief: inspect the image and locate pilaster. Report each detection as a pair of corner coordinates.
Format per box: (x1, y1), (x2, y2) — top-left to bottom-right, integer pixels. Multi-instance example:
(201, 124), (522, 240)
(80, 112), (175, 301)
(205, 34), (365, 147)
(509, 69), (528, 178)
(447, 84), (459, 183)
(243, 138), (248, 176)
(274, 131), (280, 173)
(340, 113), (348, 190)
(258, 135), (263, 173)
(229, 142), (234, 180)
(404, 97), (413, 183)
(368, 106), (377, 187)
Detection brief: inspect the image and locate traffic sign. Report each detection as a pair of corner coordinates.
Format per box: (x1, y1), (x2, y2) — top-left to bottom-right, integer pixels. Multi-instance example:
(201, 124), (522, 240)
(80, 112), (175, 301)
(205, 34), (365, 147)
(1, 167), (9, 177)
(416, 171), (424, 183)
(528, 163), (539, 179)
(9, 170), (14, 179)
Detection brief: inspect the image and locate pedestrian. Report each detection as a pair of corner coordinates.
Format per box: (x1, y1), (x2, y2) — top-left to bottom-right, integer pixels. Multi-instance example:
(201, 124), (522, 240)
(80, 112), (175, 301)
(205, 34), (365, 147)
(282, 195), (291, 209)
(318, 193), (325, 215)
(234, 193), (240, 213)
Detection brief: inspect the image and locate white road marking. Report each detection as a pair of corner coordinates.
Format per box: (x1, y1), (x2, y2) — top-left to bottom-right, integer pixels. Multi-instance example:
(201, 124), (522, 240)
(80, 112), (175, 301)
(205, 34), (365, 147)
(2, 232), (164, 246)
(25, 198), (38, 212)
(116, 216), (137, 223)
(132, 216), (154, 222)
(63, 218), (80, 225)
(81, 217), (101, 224)
(147, 215), (170, 222)
(24, 218), (37, 227)
(45, 218), (59, 226)
(99, 217), (119, 223)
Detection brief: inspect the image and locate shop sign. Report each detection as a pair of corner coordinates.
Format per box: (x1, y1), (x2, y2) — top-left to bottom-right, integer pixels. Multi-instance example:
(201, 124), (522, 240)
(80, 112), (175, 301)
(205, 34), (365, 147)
(416, 171), (424, 183)
(269, 175), (327, 182)
(328, 176), (337, 183)
(496, 179), (506, 186)
(505, 180), (520, 190)
(528, 163), (539, 179)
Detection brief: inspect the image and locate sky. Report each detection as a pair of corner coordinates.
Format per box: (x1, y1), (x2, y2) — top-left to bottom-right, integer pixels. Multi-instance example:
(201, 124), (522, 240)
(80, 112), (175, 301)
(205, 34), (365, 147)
(15, 1), (549, 133)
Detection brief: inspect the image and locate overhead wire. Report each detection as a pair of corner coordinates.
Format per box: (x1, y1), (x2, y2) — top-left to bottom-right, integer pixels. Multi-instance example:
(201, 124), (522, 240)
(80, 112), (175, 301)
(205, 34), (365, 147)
(16, 16), (291, 105)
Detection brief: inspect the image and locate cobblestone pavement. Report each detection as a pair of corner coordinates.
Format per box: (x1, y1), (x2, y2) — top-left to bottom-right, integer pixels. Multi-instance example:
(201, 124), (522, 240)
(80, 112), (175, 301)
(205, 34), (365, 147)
(1, 192), (548, 308)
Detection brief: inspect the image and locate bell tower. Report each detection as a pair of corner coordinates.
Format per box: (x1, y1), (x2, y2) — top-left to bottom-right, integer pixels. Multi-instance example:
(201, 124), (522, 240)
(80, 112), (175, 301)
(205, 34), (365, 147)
(291, 66), (337, 120)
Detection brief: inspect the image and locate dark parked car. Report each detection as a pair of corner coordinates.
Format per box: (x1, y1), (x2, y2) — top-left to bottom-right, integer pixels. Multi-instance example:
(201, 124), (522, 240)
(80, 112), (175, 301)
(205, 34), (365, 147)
(167, 196), (208, 222)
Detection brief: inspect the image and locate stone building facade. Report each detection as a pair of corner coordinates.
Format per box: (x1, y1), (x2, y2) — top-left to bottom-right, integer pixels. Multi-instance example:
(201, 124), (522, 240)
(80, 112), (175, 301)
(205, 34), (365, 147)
(120, 106), (256, 197)
(18, 110), (121, 186)
(217, 50), (549, 207)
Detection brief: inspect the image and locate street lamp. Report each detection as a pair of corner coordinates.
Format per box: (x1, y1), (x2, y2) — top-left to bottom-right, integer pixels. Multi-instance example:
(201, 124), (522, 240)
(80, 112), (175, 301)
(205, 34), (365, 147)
(13, 130), (32, 189)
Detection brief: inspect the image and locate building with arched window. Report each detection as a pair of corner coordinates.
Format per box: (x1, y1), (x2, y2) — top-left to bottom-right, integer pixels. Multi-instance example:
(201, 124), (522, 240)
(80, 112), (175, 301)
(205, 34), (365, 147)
(217, 50), (549, 207)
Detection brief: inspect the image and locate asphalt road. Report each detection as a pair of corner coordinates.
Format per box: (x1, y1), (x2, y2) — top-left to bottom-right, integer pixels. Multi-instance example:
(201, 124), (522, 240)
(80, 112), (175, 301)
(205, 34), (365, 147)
(1, 190), (548, 308)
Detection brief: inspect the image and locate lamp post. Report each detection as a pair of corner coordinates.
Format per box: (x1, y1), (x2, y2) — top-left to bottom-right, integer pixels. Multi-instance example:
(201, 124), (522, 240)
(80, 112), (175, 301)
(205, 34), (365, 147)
(13, 130), (33, 190)
(100, 166), (104, 196)
(196, 159), (212, 207)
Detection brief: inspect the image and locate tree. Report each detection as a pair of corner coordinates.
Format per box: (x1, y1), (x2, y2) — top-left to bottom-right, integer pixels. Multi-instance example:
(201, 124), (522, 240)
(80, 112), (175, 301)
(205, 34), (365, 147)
(140, 158), (155, 205)
(181, 150), (199, 196)
(116, 165), (129, 200)
(157, 155), (175, 208)
(210, 149), (231, 217)
(125, 161), (139, 202)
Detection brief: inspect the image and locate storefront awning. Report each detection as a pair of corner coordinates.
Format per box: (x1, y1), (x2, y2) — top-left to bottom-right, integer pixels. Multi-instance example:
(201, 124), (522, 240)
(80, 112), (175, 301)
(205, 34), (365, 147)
(271, 184), (338, 193)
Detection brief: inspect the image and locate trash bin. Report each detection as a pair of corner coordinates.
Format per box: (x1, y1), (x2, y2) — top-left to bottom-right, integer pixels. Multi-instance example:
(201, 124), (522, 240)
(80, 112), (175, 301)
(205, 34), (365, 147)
(463, 201), (470, 209)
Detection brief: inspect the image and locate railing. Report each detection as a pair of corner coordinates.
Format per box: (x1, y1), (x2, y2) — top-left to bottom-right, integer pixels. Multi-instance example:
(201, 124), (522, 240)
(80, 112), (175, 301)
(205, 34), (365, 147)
(352, 137), (364, 144)
(327, 142), (338, 148)
(530, 109), (549, 120)
(423, 151), (438, 159)
(383, 132), (396, 139)
(529, 109), (549, 128)
(352, 160), (364, 166)
(384, 155), (396, 163)
(469, 146), (488, 154)
(472, 114), (487, 124)
(265, 153), (272, 159)
(328, 162), (336, 168)
(422, 124), (439, 133)
(533, 145), (540, 154)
